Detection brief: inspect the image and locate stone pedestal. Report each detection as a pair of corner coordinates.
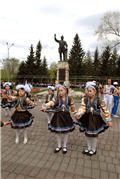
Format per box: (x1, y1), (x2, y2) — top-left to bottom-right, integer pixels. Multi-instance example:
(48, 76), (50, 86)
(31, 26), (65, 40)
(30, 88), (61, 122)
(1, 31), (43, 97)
(56, 61), (69, 87)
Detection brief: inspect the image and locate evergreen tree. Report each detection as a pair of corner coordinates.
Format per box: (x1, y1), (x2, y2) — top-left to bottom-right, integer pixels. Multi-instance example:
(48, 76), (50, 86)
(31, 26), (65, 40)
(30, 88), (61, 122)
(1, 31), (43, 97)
(42, 56), (48, 76)
(83, 51), (93, 76)
(17, 61), (27, 81)
(17, 61), (27, 76)
(35, 41), (42, 76)
(108, 48), (118, 76)
(25, 44), (36, 75)
(69, 34), (85, 76)
(116, 55), (120, 76)
(93, 47), (100, 76)
(100, 46), (111, 76)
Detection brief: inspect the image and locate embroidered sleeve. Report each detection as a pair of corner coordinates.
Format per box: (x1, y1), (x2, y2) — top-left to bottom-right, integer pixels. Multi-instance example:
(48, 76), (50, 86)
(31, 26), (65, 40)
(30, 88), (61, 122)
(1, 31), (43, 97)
(1, 89), (6, 96)
(8, 96), (17, 101)
(2, 89), (5, 94)
(70, 98), (77, 115)
(78, 97), (86, 115)
(44, 95), (56, 108)
(100, 100), (111, 121)
(12, 90), (17, 96)
(45, 101), (55, 108)
(26, 98), (34, 106)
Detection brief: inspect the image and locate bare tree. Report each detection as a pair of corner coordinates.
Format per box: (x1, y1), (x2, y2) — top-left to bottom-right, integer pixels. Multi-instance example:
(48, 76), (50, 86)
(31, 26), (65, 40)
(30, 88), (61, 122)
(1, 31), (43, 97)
(95, 11), (120, 49)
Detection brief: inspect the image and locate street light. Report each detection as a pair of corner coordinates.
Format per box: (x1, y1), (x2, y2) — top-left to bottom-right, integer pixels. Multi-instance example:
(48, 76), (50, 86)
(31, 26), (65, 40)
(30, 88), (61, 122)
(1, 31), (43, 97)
(6, 42), (14, 60)
(6, 42), (14, 81)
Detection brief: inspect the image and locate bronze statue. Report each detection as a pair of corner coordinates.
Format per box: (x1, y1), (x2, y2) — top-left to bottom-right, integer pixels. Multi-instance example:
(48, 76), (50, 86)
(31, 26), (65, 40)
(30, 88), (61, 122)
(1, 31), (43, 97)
(54, 34), (68, 61)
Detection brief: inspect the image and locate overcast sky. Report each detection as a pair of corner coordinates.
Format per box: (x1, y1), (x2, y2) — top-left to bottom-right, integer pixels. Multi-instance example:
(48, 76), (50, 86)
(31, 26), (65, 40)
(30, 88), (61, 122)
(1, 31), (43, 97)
(0, 0), (120, 66)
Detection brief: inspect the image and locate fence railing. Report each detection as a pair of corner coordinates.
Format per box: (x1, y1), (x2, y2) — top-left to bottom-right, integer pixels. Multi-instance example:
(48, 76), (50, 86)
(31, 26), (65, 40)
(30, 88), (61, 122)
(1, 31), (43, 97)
(16, 75), (120, 82)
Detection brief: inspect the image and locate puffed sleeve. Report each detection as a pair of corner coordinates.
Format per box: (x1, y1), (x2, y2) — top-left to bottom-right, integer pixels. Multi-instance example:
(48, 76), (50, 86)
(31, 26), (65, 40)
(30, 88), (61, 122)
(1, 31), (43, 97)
(70, 98), (77, 115)
(8, 96), (17, 101)
(12, 90), (17, 96)
(26, 98), (35, 106)
(77, 97), (86, 115)
(100, 99), (112, 121)
(45, 101), (55, 108)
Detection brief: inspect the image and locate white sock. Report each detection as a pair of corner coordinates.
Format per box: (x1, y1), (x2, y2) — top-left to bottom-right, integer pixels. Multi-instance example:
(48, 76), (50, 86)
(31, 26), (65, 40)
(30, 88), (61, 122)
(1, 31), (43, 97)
(63, 134), (68, 148)
(23, 128), (28, 144)
(86, 137), (92, 151)
(56, 134), (62, 148)
(5, 108), (9, 117)
(47, 113), (52, 123)
(8, 108), (12, 117)
(15, 129), (19, 143)
(91, 137), (97, 152)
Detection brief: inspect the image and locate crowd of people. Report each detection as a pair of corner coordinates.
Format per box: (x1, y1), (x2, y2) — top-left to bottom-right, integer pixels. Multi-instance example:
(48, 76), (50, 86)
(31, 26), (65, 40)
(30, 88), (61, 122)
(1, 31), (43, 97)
(0, 78), (120, 156)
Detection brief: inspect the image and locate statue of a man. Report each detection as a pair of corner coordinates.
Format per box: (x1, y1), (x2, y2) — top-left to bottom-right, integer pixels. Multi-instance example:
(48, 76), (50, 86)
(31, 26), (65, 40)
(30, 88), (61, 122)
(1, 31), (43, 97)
(54, 34), (68, 61)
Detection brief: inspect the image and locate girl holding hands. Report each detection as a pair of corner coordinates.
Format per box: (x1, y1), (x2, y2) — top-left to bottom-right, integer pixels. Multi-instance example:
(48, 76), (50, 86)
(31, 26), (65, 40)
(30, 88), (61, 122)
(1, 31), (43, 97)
(42, 85), (76, 154)
(75, 82), (113, 156)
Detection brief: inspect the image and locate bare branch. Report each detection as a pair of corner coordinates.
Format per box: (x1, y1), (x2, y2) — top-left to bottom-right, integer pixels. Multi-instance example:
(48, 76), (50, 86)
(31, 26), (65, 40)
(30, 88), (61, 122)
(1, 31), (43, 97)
(95, 11), (120, 47)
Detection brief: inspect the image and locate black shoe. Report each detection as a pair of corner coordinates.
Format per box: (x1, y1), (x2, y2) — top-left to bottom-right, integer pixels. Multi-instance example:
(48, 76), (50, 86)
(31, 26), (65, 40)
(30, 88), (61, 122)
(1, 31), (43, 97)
(54, 147), (62, 153)
(62, 147), (67, 154)
(82, 149), (90, 154)
(87, 150), (97, 156)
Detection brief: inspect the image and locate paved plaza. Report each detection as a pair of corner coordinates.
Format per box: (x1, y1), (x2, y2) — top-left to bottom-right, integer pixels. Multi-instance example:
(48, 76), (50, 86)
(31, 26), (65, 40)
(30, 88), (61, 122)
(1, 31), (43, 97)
(1, 101), (120, 179)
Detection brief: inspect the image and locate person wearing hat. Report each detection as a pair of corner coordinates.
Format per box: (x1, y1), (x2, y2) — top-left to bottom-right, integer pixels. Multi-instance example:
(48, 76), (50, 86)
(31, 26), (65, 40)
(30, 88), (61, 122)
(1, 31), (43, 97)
(75, 82), (113, 156)
(84, 81), (96, 96)
(112, 82), (120, 117)
(42, 85), (76, 154)
(24, 83), (35, 110)
(44, 86), (55, 125)
(5, 84), (38, 144)
(0, 82), (17, 119)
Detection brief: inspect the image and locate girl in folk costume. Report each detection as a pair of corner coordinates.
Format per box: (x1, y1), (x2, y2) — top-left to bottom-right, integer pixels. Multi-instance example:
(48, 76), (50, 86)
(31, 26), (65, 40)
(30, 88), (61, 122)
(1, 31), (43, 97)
(24, 83), (35, 110)
(45, 86), (55, 125)
(42, 85), (76, 154)
(6, 84), (38, 144)
(0, 82), (17, 118)
(75, 82), (113, 156)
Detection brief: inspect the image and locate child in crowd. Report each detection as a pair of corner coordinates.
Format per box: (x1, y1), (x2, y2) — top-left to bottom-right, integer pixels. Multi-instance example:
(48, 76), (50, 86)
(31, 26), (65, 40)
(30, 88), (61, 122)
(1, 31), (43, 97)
(6, 84), (38, 144)
(45, 86), (55, 125)
(75, 82), (113, 156)
(42, 85), (76, 154)
(0, 82), (17, 119)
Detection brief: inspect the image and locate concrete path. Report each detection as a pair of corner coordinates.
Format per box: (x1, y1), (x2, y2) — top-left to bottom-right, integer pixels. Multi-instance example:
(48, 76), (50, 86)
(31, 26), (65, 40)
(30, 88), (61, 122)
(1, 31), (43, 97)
(1, 101), (120, 179)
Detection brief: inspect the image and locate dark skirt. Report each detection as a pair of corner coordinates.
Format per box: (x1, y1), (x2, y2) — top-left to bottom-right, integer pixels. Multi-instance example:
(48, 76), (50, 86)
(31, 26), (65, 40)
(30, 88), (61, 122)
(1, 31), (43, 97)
(78, 112), (108, 137)
(1, 98), (15, 108)
(11, 110), (33, 129)
(49, 111), (75, 133)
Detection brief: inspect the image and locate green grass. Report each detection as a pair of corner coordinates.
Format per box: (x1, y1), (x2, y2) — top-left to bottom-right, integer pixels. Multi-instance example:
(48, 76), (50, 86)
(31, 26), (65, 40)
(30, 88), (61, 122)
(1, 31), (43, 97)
(73, 88), (85, 93)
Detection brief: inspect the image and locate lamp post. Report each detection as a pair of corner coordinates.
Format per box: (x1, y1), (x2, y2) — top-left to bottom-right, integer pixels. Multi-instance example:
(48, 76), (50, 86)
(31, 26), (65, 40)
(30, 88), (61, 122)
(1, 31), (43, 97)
(6, 42), (14, 81)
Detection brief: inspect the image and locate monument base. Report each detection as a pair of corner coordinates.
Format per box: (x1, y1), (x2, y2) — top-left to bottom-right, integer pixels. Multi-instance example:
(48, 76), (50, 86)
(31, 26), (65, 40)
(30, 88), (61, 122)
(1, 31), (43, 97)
(56, 61), (69, 88)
